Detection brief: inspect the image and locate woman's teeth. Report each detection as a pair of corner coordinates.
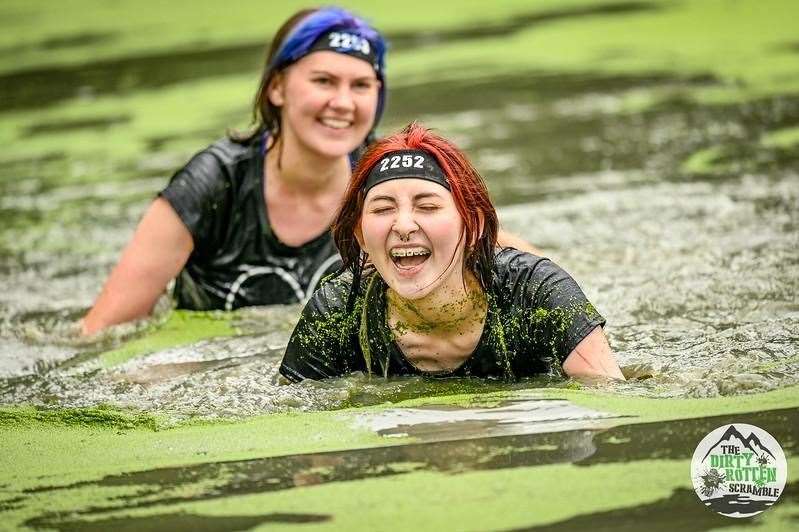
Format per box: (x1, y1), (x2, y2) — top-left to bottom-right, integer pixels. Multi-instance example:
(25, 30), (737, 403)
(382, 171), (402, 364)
(390, 248), (431, 269)
(390, 248), (430, 258)
(320, 118), (351, 129)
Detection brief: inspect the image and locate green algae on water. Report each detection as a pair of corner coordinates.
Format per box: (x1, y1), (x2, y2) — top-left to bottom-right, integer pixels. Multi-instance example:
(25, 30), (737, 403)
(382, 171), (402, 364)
(680, 146), (729, 175)
(0, 404), (161, 430)
(761, 126), (799, 150)
(99, 310), (237, 367)
(2, 386), (797, 530)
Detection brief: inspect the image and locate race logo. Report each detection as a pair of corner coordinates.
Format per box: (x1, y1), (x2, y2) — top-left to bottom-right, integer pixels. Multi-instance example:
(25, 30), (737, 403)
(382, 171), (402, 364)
(691, 423), (787, 518)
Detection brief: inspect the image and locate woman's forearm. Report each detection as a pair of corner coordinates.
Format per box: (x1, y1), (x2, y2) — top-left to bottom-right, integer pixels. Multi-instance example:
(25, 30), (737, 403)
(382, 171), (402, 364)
(82, 198), (193, 335)
(562, 326), (626, 381)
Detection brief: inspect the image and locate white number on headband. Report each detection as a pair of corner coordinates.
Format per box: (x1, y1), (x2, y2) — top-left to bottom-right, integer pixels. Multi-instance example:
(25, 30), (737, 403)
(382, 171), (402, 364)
(378, 154), (426, 172)
(328, 32), (371, 55)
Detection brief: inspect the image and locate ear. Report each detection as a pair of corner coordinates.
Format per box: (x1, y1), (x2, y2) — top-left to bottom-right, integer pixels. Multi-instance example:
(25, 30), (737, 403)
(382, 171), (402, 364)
(267, 72), (285, 107)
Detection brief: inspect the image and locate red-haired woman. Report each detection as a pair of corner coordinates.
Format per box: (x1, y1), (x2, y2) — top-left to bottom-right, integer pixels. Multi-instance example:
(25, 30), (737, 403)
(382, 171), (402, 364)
(280, 123), (625, 382)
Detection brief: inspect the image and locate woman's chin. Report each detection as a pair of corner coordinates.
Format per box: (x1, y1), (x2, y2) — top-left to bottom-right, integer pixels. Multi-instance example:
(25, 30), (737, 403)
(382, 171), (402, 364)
(380, 252), (464, 300)
(383, 271), (440, 301)
(387, 282), (432, 301)
(308, 142), (356, 160)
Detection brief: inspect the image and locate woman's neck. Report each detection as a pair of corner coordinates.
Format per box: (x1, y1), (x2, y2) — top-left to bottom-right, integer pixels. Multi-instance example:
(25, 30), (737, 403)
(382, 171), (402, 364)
(387, 271), (487, 336)
(266, 137), (350, 195)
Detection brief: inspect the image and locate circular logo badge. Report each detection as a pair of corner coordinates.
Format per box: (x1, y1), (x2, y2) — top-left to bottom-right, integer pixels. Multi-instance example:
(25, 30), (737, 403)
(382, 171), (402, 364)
(691, 423), (787, 517)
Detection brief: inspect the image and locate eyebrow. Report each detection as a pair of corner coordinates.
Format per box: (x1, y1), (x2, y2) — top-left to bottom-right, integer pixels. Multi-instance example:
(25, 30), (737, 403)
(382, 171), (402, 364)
(413, 192), (443, 201)
(367, 192), (443, 204)
(310, 70), (377, 81)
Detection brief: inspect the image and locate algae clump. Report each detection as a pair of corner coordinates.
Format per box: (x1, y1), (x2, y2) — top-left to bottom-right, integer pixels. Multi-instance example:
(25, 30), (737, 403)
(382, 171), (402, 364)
(0, 404), (161, 431)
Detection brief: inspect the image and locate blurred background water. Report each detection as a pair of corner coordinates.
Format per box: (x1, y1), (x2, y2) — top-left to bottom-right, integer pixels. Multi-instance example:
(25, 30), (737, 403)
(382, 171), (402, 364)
(1, 0), (797, 420)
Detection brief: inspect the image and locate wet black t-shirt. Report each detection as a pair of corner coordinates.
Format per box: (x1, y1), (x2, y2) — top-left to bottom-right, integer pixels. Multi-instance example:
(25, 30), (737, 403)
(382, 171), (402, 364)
(279, 248), (606, 382)
(159, 137), (341, 310)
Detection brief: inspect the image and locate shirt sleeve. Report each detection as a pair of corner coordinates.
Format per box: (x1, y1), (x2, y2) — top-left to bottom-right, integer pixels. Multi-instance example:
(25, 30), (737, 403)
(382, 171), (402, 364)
(501, 250), (606, 364)
(279, 276), (361, 382)
(158, 149), (231, 256)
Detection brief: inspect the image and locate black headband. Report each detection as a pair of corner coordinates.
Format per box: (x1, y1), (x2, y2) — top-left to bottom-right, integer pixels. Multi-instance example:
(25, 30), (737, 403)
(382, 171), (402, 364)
(308, 30), (380, 72)
(364, 149), (449, 194)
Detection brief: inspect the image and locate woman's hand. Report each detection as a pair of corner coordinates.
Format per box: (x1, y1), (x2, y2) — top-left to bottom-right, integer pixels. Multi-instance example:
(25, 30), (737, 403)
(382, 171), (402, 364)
(81, 198), (193, 335)
(562, 326), (626, 381)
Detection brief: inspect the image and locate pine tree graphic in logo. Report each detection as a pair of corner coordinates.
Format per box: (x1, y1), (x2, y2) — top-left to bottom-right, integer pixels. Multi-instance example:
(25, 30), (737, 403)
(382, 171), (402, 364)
(691, 423), (787, 518)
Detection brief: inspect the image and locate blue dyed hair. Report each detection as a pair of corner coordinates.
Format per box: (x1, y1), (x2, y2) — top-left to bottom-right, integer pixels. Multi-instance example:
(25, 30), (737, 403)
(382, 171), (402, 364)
(238, 7), (387, 146)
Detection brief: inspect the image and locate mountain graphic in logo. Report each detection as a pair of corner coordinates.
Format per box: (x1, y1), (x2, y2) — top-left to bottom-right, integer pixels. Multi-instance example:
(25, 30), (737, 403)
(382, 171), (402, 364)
(691, 423), (787, 518)
(700, 424), (777, 463)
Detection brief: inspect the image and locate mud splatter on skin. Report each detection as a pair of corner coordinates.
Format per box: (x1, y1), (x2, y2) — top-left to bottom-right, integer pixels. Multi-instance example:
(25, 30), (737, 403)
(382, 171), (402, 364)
(386, 271), (489, 372)
(387, 274), (488, 336)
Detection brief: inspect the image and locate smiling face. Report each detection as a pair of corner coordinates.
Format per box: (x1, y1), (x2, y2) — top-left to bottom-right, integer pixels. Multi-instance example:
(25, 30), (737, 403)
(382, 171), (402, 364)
(268, 51), (379, 159)
(358, 178), (466, 300)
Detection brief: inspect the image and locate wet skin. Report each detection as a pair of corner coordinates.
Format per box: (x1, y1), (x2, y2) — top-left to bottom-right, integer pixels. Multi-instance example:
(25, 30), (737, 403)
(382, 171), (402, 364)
(358, 178), (487, 371)
(359, 178), (466, 300)
(268, 50), (380, 161)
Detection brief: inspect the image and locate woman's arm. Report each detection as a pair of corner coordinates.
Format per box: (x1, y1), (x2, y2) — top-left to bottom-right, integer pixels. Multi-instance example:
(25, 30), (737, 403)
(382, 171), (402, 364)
(279, 276), (363, 382)
(562, 326), (625, 381)
(81, 198), (193, 335)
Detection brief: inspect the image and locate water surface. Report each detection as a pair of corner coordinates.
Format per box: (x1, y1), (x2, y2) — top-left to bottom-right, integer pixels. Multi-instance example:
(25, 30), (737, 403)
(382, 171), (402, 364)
(1, 0), (797, 419)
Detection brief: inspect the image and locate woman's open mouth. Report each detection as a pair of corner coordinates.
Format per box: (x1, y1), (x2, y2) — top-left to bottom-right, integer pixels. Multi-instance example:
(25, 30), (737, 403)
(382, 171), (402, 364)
(389, 246), (431, 271)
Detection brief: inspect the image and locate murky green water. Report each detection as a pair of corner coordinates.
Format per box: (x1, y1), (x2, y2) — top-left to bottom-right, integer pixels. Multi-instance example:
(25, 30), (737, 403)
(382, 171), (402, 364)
(2, 1), (797, 421)
(5, 404), (796, 530)
(1, 8), (799, 529)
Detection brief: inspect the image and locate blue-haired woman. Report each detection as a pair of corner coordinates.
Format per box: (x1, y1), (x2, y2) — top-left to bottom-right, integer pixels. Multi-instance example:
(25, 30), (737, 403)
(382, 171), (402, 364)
(82, 7), (534, 334)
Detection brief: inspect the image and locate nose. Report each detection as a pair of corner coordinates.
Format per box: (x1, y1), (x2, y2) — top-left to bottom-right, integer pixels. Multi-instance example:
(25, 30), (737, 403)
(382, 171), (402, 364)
(392, 208), (419, 241)
(328, 85), (355, 113)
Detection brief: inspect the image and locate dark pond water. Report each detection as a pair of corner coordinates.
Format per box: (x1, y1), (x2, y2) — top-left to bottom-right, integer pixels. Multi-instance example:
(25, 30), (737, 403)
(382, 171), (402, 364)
(1, 4), (797, 419)
(13, 406), (797, 531)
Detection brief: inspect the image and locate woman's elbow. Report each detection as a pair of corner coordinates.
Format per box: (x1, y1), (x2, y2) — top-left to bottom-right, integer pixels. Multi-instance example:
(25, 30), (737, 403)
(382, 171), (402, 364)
(561, 327), (626, 381)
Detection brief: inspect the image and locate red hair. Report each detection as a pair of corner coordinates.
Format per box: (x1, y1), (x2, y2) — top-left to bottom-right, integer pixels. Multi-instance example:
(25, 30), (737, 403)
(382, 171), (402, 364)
(333, 122), (499, 289)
